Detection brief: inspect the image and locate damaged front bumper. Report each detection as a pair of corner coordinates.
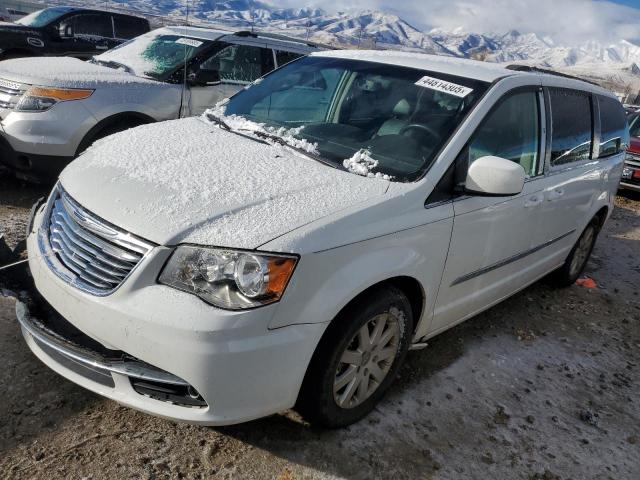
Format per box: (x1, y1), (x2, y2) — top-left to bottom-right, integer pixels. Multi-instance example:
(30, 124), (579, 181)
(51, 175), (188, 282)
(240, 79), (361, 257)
(14, 285), (208, 407)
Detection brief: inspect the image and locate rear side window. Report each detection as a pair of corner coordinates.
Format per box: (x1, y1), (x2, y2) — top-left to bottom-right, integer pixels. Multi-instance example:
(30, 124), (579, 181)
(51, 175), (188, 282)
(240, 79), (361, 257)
(598, 95), (627, 158)
(275, 50), (303, 67)
(549, 88), (593, 167)
(114, 16), (149, 39)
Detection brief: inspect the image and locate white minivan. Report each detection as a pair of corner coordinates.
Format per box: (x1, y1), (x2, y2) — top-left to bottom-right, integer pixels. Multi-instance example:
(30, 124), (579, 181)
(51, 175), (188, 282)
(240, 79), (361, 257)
(18, 50), (627, 427)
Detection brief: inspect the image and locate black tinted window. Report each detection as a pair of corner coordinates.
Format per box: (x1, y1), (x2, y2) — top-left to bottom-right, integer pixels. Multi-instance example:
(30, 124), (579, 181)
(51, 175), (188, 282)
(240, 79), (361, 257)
(549, 88), (593, 166)
(114, 16), (148, 39)
(466, 91), (540, 177)
(275, 50), (302, 67)
(598, 95), (627, 157)
(71, 14), (113, 38)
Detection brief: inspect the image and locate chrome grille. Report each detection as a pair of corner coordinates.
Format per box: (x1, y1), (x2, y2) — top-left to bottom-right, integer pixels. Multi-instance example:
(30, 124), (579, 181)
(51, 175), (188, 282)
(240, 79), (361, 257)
(626, 153), (640, 168)
(0, 78), (27, 110)
(42, 188), (154, 295)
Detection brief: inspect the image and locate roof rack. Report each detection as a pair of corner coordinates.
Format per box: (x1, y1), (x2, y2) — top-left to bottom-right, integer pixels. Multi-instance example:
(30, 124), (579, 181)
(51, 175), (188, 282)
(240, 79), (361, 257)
(505, 64), (600, 86)
(232, 30), (333, 50)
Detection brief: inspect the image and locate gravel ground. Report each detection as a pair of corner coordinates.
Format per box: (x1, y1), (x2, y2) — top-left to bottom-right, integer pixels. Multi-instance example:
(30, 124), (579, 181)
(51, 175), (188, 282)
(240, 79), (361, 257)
(0, 172), (639, 480)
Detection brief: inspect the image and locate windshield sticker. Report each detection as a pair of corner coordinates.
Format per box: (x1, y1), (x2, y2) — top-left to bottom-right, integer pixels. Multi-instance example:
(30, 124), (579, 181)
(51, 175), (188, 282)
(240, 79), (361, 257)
(415, 76), (473, 98)
(175, 38), (203, 48)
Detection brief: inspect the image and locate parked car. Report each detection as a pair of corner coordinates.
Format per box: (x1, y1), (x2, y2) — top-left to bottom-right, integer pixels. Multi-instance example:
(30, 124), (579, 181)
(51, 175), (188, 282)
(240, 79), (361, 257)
(0, 7), (30, 23)
(0, 6), (150, 61)
(0, 26), (323, 181)
(621, 112), (640, 191)
(17, 51), (626, 428)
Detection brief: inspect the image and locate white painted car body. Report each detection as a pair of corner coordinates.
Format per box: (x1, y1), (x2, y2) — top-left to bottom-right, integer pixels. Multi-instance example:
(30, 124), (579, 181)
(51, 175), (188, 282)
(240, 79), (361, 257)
(0, 25), (321, 178)
(21, 50), (624, 425)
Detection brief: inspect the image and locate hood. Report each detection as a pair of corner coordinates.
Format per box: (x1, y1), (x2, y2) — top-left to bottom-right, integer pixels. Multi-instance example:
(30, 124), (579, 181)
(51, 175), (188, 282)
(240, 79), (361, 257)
(0, 23), (38, 34)
(629, 136), (640, 154)
(59, 118), (389, 250)
(0, 57), (158, 88)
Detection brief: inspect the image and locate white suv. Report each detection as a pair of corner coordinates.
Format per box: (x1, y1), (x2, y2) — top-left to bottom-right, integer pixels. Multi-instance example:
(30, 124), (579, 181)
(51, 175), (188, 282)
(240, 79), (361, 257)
(0, 26), (322, 180)
(18, 50), (627, 427)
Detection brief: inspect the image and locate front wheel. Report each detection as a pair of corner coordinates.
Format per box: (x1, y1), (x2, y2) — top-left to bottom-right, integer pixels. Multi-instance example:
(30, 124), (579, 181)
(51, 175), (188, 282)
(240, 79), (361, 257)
(550, 219), (599, 287)
(296, 285), (413, 428)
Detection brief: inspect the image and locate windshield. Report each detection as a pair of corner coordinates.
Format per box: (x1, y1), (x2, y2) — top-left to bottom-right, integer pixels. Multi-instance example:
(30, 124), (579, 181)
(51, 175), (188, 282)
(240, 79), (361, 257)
(221, 56), (489, 181)
(629, 114), (640, 138)
(15, 7), (74, 27)
(93, 32), (212, 80)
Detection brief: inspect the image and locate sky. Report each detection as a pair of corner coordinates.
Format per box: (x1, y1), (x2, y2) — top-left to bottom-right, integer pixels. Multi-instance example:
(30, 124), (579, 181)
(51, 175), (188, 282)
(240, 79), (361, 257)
(278, 0), (640, 44)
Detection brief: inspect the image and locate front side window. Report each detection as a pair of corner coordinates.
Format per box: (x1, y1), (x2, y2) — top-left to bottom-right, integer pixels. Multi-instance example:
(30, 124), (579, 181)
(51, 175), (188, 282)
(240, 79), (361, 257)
(598, 95), (628, 158)
(201, 44), (265, 83)
(68, 14), (113, 38)
(549, 88), (593, 167)
(223, 56), (488, 181)
(464, 90), (540, 177)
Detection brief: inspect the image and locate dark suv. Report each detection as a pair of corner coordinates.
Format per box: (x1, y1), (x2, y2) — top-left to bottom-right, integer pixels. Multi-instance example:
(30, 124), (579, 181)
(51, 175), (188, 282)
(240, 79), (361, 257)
(0, 6), (150, 60)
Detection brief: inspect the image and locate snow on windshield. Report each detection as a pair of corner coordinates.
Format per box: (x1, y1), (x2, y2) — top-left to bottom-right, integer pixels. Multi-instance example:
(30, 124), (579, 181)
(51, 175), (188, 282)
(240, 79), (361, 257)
(204, 100), (320, 155)
(96, 31), (207, 79)
(343, 149), (392, 180)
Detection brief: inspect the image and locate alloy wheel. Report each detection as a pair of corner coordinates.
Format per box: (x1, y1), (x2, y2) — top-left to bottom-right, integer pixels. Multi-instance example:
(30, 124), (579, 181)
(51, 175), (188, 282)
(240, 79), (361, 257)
(333, 310), (401, 409)
(569, 225), (595, 278)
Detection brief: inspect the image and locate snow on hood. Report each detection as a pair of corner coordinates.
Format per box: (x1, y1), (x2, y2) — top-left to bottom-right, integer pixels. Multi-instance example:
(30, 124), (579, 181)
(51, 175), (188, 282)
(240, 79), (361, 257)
(59, 117), (389, 250)
(0, 57), (157, 88)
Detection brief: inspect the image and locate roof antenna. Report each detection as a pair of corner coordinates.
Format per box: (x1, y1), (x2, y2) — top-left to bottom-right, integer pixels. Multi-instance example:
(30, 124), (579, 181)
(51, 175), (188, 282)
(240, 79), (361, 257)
(250, 1), (255, 33)
(179, 0), (191, 119)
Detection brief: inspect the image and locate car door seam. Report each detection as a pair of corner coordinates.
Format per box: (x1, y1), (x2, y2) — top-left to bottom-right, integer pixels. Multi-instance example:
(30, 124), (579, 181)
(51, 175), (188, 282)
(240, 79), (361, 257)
(450, 228), (576, 286)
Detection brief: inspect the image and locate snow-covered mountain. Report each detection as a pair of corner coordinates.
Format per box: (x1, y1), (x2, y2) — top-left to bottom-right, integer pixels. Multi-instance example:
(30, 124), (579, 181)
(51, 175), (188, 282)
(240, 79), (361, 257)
(83, 0), (640, 91)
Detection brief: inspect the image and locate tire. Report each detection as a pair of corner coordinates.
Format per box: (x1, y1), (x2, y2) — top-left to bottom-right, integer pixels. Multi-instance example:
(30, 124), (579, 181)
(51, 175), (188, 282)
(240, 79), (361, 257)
(550, 218), (600, 287)
(296, 285), (414, 428)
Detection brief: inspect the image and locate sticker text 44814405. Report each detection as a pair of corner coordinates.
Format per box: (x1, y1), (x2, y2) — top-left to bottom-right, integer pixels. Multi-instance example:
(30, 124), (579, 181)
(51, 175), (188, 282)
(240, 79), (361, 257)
(415, 76), (474, 98)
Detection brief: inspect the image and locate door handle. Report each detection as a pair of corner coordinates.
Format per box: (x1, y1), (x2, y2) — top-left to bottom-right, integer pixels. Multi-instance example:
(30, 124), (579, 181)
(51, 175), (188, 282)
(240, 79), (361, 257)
(547, 188), (565, 201)
(524, 195), (542, 208)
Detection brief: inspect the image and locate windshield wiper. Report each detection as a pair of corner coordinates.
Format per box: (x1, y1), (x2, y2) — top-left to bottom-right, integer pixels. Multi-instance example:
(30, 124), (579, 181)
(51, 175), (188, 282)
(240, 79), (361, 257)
(91, 58), (133, 74)
(241, 129), (344, 171)
(205, 112), (231, 131)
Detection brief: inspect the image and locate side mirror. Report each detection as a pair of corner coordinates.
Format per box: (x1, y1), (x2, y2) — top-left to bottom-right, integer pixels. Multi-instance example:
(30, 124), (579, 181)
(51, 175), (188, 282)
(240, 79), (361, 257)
(187, 69), (220, 86)
(464, 156), (525, 196)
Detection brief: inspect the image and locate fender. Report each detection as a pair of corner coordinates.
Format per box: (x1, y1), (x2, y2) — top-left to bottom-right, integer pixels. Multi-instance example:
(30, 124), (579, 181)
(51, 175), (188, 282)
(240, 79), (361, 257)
(270, 216), (454, 337)
(76, 111), (156, 155)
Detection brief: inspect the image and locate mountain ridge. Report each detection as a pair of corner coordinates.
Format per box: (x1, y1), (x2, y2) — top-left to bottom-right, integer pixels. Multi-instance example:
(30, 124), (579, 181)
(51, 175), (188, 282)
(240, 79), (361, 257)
(87, 1), (640, 93)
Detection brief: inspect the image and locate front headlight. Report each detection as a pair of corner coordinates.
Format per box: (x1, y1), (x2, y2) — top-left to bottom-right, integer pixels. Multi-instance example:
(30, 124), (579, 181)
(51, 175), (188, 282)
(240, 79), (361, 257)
(16, 86), (94, 112)
(158, 246), (298, 309)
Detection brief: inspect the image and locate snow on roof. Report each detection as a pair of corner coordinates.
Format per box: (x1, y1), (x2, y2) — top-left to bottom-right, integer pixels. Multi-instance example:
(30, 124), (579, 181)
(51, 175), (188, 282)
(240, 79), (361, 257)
(313, 49), (516, 83)
(159, 25), (322, 49)
(158, 25), (230, 41)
